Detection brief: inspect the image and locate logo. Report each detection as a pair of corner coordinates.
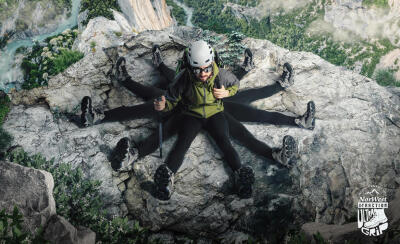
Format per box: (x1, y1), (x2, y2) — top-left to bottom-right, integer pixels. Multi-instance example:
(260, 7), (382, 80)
(358, 185), (389, 236)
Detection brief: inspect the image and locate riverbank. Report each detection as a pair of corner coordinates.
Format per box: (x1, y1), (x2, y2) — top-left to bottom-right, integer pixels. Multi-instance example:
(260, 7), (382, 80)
(0, 0), (81, 92)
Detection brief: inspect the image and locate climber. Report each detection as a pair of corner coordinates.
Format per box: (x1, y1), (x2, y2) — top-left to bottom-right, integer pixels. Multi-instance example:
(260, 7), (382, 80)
(152, 40), (255, 200)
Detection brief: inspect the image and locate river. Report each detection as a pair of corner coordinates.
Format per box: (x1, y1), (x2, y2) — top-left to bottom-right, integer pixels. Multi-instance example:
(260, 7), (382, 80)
(172, 0), (194, 27)
(0, 0), (81, 92)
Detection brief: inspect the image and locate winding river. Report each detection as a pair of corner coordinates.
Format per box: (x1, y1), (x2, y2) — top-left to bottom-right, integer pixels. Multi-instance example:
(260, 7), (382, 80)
(172, 0), (194, 27)
(0, 0), (81, 92)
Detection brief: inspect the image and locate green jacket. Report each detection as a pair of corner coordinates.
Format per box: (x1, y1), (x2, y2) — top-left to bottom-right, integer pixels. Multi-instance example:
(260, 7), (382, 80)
(163, 62), (239, 118)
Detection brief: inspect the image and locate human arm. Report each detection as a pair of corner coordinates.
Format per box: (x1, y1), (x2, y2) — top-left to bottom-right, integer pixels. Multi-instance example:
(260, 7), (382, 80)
(213, 69), (240, 98)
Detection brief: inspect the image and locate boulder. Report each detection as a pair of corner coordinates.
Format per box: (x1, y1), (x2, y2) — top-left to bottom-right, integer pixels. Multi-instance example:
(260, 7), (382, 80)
(0, 161), (56, 234)
(44, 215), (96, 244)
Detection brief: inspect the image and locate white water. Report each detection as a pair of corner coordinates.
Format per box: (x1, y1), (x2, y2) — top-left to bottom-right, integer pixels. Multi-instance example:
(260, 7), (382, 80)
(0, 0), (81, 92)
(172, 0), (194, 27)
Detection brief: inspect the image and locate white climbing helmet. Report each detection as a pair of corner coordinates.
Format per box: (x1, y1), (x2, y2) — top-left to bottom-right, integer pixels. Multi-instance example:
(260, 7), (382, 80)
(186, 40), (214, 68)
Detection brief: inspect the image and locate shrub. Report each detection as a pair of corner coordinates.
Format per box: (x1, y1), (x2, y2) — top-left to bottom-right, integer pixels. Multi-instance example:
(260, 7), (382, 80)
(374, 69), (400, 87)
(363, 0), (388, 8)
(50, 49), (84, 74)
(165, 0), (187, 26)
(7, 149), (149, 243)
(0, 128), (12, 156)
(80, 0), (121, 26)
(0, 94), (10, 125)
(0, 206), (49, 244)
(21, 28), (82, 90)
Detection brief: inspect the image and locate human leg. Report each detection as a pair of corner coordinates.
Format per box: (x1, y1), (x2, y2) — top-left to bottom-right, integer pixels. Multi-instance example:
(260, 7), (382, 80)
(114, 56), (165, 100)
(225, 83), (284, 104)
(154, 114), (202, 200)
(152, 44), (176, 89)
(224, 101), (297, 126)
(101, 101), (158, 122)
(225, 112), (298, 168)
(164, 115), (203, 173)
(109, 112), (182, 171)
(204, 112), (241, 171)
(224, 112), (274, 160)
(205, 112), (255, 199)
(136, 113), (185, 158)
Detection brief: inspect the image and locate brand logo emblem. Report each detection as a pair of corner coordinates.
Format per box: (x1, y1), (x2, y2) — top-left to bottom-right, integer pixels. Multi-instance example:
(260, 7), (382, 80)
(358, 185), (388, 236)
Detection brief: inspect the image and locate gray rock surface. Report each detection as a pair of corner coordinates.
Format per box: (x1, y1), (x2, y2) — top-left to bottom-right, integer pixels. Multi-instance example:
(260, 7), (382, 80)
(44, 215), (96, 244)
(0, 161), (56, 234)
(3, 26), (400, 240)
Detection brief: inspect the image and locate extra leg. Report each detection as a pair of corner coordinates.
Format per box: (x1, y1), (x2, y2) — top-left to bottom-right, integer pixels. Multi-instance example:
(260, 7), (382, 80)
(224, 101), (297, 126)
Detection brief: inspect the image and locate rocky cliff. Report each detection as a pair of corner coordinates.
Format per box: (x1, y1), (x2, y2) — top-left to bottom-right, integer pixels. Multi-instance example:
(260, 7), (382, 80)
(3, 20), (400, 242)
(117, 0), (174, 33)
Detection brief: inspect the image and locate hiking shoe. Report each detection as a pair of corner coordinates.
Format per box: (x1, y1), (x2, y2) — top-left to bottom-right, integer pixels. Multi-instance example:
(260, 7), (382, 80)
(278, 62), (294, 88)
(154, 164), (174, 200)
(115, 56), (131, 82)
(242, 48), (255, 72)
(80, 96), (105, 127)
(295, 101), (316, 130)
(152, 44), (163, 68)
(234, 165), (255, 199)
(272, 135), (297, 168)
(363, 209), (388, 228)
(110, 137), (138, 172)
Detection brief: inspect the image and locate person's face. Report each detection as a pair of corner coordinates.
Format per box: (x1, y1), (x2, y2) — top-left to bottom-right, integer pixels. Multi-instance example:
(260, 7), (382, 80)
(192, 63), (213, 82)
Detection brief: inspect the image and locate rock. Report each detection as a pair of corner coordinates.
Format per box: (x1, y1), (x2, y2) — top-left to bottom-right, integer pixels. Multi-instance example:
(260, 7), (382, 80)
(375, 48), (400, 80)
(112, 10), (134, 34)
(117, 0), (174, 32)
(3, 26), (400, 240)
(148, 232), (176, 243)
(77, 9), (89, 31)
(73, 17), (126, 55)
(301, 222), (371, 244)
(0, 161), (56, 234)
(44, 215), (96, 244)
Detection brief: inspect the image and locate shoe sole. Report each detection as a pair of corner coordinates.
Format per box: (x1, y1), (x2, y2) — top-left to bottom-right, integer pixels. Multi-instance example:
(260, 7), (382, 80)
(115, 57), (126, 77)
(154, 165), (173, 200)
(306, 101), (316, 130)
(81, 96), (93, 127)
(154, 165), (172, 186)
(238, 166), (255, 199)
(278, 63), (294, 88)
(243, 48), (254, 70)
(111, 137), (130, 171)
(282, 135), (297, 163)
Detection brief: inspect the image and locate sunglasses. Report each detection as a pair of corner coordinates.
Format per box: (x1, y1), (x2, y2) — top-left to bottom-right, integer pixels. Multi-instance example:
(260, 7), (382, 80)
(192, 64), (213, 75)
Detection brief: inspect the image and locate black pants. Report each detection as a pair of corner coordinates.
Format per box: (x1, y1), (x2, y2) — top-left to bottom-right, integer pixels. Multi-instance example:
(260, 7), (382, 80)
(103, 63), (296, 161)
(166, 112), (241, 173)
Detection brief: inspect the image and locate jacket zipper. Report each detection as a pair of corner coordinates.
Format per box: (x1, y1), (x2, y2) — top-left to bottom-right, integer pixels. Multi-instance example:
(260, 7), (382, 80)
(203, 83), (206, 118)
